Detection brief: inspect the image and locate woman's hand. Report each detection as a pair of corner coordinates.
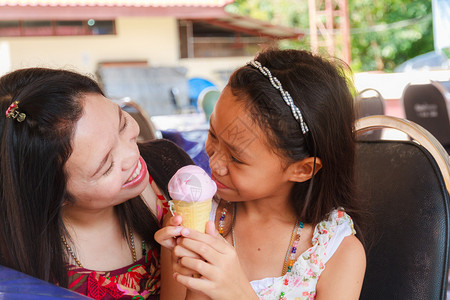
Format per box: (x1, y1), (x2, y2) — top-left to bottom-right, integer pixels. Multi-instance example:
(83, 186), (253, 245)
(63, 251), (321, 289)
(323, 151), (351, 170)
(157, 214), (203, 300)
(154, 215), (184, 250)
(173, 221), (258, 300)
(155, 214), (203, 277)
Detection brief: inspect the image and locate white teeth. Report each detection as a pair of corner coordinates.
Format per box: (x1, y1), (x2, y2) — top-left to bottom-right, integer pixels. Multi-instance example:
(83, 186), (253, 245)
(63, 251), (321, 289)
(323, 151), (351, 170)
(126, 160), (142, 183)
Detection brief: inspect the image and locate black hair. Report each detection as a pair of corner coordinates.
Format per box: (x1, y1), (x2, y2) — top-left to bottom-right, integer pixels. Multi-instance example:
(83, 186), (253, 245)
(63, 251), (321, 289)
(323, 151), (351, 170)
(228, 49), (364, 241)
(0, 68), (160, 286)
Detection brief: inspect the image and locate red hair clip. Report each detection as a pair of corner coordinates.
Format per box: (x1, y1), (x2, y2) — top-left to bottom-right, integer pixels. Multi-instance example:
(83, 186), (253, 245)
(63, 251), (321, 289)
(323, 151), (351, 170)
(5, 101), (26, 122)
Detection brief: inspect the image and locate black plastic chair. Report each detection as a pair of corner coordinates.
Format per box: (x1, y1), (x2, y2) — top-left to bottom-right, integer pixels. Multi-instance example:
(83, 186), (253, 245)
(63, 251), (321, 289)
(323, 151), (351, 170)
(112, 97), (161, 142)
(355, 88), (385, 140)
(355, 115), (450, 300)
(402, 81), (450, 154)
(355, 88), (385, 118)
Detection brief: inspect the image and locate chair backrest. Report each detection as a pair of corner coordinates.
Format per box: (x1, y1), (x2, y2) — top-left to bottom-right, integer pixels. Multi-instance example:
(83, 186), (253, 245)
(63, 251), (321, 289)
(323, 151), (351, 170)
(355, 88), (385, 140)
(112, 97), (161, 142)
(355, 115), (450, 300)
(402, 81), (450, 150)
(197, 88), (220, 121)
(355, 88), (385, 118)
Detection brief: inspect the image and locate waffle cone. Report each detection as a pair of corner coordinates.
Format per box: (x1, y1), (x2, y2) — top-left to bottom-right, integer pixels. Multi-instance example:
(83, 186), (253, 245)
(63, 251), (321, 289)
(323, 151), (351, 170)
(172, 199), (212, 233)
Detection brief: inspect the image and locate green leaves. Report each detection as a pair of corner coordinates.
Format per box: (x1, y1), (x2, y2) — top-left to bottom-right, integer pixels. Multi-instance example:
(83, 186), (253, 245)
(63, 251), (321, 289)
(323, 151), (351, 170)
(225, 0), (436, 72)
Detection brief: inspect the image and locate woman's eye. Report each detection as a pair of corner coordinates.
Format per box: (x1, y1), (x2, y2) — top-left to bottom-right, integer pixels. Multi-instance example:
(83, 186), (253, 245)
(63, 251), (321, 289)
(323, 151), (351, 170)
(103, 161), (114, 176)
(120, 114), (128, 132)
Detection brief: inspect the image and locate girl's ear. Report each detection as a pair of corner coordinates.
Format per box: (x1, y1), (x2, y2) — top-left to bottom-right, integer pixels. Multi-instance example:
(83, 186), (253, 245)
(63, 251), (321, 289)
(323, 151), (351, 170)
(288, 157), (322, 183)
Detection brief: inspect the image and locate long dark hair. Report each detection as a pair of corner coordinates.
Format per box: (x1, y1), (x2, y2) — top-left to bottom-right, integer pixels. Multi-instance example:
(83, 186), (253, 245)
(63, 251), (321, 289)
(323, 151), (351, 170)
(228, 49), (363, 240)
(0, 68), (159, 287)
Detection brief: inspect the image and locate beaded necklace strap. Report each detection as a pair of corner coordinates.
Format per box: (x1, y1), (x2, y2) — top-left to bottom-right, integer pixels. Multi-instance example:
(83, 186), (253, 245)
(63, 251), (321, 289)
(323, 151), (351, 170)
(280, 220), (304, 300)
(218, 201), (304, 299)
(61, 224), (140, 268)
(247, 60), (309, 135)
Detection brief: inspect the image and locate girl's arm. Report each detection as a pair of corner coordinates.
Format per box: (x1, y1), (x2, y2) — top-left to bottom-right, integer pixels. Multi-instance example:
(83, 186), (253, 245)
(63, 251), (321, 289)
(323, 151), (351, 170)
(315, 235), (366, 300)
(173, 222), (259, 300)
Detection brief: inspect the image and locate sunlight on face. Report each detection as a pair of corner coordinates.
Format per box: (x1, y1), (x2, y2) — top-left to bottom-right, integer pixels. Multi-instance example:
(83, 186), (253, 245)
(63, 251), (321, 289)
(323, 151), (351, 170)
(205, 87), (295, 204)
(64, 93), (149, 212)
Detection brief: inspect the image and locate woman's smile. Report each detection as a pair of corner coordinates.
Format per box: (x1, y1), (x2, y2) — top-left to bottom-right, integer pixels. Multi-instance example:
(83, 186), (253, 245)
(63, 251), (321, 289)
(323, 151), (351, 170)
(122, 157), (147, 188)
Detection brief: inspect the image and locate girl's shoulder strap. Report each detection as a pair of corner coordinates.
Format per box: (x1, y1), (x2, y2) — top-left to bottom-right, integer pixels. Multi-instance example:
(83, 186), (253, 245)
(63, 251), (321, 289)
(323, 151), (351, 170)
(148, 172), (169, 223)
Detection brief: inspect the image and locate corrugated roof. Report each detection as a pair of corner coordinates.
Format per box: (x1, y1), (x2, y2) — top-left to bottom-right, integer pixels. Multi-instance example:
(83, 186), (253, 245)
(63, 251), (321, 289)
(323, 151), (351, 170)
(0, 0), (232, 7)
(0, 0), (303, 40)
(208, 13), (304, 39)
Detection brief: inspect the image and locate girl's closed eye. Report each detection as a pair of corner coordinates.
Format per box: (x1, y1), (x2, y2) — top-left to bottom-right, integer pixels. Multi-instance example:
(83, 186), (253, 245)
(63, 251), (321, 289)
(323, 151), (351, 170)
(231, 155), (243, 164)
(208, 130), (217, 139)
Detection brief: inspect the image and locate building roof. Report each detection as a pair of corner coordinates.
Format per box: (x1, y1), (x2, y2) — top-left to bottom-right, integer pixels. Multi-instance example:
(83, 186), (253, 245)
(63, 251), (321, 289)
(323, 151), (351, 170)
(0, 0), (233, 7)
(0, 0), (232, 19)
(0, 0), (303, 40)
(199, 13), (303, 40)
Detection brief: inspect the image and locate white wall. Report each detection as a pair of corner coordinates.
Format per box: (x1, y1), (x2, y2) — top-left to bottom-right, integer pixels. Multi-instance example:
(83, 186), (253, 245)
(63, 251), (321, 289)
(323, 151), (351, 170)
(1, 17), (180, 76)
(354, 70), (450, 100)
(0, 16), (252, 86)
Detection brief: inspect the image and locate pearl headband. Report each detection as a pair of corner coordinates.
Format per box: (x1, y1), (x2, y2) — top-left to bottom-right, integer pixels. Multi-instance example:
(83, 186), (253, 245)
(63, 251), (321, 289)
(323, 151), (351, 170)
(247, 60), (309, 134)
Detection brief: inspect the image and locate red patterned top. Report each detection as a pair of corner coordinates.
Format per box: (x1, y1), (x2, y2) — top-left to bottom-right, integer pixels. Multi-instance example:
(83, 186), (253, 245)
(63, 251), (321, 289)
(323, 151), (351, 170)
(66, 173), (169, 299)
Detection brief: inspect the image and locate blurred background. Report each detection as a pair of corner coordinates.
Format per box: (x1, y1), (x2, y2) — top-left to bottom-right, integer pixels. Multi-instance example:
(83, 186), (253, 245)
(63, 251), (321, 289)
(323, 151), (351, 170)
(1, 2), (450, 298)
(0, 0), (448, 116)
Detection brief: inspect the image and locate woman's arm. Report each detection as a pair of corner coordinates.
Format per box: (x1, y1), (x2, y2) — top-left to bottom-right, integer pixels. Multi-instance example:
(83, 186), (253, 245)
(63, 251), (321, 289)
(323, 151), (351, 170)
(157, 215), (209, 300)
(315, 235), (366, 300)
(160, 246), (187, 300)
(157, 214), (187, 300)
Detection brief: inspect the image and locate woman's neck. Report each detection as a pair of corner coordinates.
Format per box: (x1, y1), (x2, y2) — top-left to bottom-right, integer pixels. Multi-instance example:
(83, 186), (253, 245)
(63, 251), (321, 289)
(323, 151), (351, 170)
(62, 204), (117, 231)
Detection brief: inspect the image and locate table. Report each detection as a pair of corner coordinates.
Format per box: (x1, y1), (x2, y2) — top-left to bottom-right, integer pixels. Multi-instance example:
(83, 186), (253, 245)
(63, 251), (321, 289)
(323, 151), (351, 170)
(0, 265), (89, 299)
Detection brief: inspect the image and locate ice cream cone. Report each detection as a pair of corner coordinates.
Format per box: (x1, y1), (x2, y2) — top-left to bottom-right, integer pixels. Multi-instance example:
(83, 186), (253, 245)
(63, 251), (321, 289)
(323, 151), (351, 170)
(172, 199), (212, 233)
(168, 165), (217, 234)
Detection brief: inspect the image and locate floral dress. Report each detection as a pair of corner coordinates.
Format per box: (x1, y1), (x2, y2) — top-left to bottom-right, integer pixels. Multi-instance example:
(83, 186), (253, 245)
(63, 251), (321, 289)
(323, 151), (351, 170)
(209, 203), (356, 300)
(67, 174), (170, 300)
(252, 210), (356, 300)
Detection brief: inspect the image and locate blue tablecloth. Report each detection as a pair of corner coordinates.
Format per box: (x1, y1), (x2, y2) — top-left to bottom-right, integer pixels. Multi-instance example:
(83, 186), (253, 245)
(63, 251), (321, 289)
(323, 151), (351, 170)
(0, 265), (89, 299)
(161, 129), (210, 175)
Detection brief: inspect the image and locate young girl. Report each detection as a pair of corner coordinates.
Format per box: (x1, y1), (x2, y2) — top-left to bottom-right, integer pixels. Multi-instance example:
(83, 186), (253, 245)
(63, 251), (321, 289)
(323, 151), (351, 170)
(0, 68), (193, 299)
(156, 49), (366, 300)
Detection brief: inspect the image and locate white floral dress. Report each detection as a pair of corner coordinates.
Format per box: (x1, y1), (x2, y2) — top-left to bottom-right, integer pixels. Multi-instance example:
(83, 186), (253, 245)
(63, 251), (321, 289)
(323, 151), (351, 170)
(209, 204), (356, 300)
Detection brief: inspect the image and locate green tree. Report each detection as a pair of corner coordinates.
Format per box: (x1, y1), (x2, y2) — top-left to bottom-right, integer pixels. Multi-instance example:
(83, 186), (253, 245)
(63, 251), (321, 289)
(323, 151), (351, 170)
(225, 0), (311, 51)
(226, 0), (435, 72)
(350, 0), (433, 72)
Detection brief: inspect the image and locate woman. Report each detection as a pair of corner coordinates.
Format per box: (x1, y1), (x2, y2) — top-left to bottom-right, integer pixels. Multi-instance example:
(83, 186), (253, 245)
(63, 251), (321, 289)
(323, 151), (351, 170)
(0, 67), (193, 299)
